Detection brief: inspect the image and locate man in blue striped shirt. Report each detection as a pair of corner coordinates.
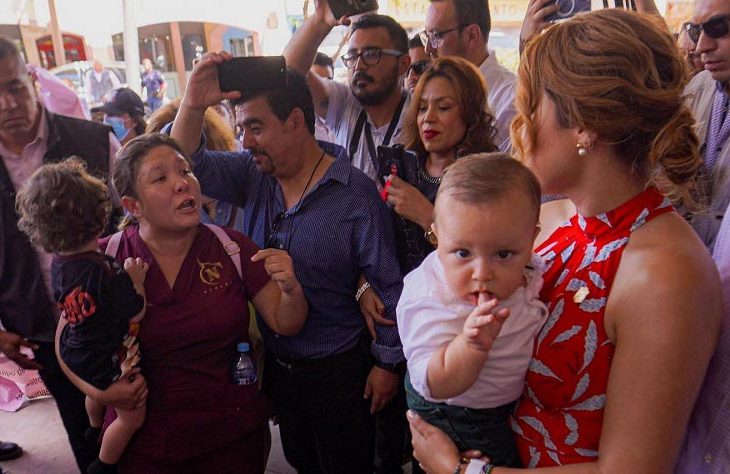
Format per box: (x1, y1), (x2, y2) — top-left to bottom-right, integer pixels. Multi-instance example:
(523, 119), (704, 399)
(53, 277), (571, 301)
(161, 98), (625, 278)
(171, 52), (405, 473)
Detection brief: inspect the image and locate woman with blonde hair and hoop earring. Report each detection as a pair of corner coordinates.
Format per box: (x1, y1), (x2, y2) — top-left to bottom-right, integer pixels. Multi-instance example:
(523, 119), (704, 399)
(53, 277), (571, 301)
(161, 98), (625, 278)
(408, 9), (722, 473)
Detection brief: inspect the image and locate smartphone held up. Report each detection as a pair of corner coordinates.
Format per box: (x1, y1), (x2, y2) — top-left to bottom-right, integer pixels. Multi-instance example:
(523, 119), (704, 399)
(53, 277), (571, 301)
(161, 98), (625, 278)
(328, 0), (379, 20)
(216, 56), (287, 94)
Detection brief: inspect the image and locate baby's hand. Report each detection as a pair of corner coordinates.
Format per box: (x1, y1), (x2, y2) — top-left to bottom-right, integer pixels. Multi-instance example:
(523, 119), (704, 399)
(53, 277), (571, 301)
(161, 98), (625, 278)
(463, 293), (510, 352)
(123, 257), (149, 289)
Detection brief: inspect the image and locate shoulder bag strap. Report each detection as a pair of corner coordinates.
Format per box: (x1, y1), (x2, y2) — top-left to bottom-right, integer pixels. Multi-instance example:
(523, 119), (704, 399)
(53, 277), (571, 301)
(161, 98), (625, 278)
(204, 223), (242, 279)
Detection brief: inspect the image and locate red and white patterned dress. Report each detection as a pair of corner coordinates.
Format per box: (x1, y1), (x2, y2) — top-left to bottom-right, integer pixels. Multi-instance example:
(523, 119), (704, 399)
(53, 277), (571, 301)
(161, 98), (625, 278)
(512, 188), (673, 467)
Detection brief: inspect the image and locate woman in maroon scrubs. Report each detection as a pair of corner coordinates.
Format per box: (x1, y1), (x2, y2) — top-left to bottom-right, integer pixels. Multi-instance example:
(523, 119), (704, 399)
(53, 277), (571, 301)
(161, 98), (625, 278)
(57, 133), (308, 473)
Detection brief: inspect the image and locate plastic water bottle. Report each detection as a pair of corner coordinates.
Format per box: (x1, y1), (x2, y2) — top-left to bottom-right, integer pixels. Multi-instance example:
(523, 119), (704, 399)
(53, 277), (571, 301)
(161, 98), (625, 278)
(231, 342), (257, 385)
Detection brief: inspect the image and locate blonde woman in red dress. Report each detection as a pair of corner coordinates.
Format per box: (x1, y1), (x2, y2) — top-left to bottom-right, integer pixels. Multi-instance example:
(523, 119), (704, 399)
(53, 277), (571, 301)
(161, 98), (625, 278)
(408, 9), (722, 474)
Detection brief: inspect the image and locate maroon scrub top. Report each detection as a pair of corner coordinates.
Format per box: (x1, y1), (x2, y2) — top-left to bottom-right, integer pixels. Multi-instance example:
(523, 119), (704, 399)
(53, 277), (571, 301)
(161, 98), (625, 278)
(100, 224), (273, 463)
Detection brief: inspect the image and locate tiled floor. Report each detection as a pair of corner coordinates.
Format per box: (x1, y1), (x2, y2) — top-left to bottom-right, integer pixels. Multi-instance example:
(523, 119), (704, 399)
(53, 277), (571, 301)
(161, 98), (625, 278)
(0, 398), (295, 473)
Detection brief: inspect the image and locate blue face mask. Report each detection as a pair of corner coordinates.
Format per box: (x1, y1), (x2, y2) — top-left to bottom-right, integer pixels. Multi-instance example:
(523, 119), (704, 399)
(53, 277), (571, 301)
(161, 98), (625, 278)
(104, 116), (130, 141)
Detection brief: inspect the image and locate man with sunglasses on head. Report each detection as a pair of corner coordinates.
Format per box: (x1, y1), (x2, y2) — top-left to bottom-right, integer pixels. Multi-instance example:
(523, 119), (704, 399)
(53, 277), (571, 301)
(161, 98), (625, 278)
(683, 0), (730, 252)
(405, 35), (431, 95)
(423, 0), (517, 151)
(284, 1), (411, 185)
(676, 3), (730, 472)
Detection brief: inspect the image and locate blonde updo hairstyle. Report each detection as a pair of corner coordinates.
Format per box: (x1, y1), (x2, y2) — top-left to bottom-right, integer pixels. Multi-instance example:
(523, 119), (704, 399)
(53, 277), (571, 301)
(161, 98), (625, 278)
(511, 9), (701, 208)
(403, 56), (498, 158)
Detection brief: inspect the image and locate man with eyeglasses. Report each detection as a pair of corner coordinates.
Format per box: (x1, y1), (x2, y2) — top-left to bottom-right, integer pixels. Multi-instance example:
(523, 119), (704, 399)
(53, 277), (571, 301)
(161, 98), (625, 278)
(683, 0), (730, 254)
(676, 1), (730, 472)
(284, 2), (411, 185)
(423, 0), (517, 152)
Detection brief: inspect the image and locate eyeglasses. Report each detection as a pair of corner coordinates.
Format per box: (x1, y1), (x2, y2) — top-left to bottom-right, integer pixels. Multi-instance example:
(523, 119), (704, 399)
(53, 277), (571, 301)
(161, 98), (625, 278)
(341, 48), (403, 69)
(419, 26), (464, 49)
(683, 15), (730, 43)
(408, 60), (431, 75)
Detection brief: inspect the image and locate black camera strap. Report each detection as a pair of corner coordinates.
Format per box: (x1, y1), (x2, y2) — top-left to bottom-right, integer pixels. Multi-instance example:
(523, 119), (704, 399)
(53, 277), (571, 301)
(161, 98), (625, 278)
(349, 93), (407, 171)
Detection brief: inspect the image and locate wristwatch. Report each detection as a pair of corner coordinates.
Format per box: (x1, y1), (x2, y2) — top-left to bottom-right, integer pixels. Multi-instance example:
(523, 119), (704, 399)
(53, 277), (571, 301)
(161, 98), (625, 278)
(424, 226), (438, 246)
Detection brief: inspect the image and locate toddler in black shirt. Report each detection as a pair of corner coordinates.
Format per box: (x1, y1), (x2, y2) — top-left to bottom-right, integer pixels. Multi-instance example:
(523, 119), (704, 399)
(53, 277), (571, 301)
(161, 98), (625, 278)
(16, 158), (147, 474)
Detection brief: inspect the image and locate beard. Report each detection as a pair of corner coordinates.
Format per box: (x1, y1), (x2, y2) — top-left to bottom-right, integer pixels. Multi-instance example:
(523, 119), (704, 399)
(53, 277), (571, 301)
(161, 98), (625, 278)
(350, 69), (400, 106)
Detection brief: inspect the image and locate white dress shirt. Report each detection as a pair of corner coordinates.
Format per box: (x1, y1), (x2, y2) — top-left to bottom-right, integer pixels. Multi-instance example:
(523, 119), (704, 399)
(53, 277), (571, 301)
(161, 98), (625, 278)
(479, 51), (518, 153)
(397, 251), (547, 409)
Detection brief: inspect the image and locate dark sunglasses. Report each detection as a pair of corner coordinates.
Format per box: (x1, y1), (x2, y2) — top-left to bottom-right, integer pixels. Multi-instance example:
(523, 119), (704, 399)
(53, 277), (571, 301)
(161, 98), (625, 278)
(408, 60), (431, 75)
(683, 15), (730, 43)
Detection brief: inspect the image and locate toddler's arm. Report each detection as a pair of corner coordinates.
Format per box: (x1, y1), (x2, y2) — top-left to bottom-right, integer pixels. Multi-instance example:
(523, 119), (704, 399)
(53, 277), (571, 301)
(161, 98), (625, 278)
(123, 257), (148, 323)
(426, 295), (509, 399)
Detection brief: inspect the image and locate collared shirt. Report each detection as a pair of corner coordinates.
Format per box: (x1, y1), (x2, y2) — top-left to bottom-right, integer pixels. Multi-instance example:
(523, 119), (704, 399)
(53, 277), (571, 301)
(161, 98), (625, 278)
(685, 70), (730, 250)
(478, 51), (518, 153)
(0, 106), (120, 298)
(397, 251), (547, 409)
(325, 80), (410, 183)
(675, 202), (730, 474)
(189, 140), (405, 365)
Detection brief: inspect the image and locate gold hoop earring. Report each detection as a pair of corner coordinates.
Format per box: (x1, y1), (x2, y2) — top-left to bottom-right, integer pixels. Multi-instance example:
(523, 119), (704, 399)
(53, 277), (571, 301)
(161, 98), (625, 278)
(576, 143), (588, 157)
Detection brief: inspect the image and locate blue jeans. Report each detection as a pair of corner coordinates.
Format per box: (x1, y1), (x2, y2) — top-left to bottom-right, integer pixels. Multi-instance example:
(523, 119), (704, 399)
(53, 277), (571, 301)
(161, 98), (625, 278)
(405, 373), (521, 467)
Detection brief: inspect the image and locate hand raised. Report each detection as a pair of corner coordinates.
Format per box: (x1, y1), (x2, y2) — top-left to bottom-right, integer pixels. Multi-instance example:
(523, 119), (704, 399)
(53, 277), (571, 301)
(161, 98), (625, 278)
(182, 51), (241, 111)
(463, 293), (510, 352)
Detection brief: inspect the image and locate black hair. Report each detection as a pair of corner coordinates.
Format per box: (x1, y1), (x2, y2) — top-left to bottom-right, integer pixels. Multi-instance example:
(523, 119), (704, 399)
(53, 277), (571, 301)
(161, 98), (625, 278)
(231, 69), (316, 136)
(351, 14), (409, 54)
(409, 35), (425, 50)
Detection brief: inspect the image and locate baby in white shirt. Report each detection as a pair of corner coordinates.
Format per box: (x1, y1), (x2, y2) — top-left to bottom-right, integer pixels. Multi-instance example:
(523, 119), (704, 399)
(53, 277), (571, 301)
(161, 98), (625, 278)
(397, 153), (547, 466)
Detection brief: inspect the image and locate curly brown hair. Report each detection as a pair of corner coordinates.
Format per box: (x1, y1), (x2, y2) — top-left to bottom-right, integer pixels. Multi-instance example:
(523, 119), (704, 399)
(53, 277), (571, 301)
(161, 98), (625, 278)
(402, 56), (497, 158)
(16, 158), (111, 253)
(511, 9), (701, 208)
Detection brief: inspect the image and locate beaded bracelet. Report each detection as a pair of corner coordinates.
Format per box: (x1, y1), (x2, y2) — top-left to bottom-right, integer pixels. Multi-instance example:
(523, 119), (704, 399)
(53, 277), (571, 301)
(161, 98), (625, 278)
(355, 281), (370, 301)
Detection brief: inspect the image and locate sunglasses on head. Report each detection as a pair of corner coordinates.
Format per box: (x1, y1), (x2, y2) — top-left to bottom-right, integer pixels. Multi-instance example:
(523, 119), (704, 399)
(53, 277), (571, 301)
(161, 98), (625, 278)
(683, 15), (730, 43)
(408, 60), (431, 75)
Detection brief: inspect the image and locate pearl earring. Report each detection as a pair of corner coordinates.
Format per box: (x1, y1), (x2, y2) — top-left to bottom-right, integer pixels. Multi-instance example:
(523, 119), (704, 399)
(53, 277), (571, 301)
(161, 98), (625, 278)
(576, 143), (588, 157)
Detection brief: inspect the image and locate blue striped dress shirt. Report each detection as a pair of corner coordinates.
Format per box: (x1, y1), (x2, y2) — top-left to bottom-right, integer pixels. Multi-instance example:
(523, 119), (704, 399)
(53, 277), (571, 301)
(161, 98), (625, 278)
(189, 140), (405, 365)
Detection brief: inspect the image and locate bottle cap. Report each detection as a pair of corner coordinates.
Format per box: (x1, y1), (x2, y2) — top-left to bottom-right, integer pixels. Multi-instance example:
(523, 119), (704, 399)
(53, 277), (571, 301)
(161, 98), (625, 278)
(237, 342), (251, 352)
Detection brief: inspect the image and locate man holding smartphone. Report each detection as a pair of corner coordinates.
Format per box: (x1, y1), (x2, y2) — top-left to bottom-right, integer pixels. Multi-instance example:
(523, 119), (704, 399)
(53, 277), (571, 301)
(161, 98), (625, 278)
(171, 52), (405, 474)
(284, 5), (414, 472)
(423, 0), (517, 152)
(283, 1), (411, 185)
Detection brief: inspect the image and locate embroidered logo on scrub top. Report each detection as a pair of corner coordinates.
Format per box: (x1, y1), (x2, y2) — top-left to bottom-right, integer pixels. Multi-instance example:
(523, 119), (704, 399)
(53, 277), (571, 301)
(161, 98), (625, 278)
(197, 259), (223, 285)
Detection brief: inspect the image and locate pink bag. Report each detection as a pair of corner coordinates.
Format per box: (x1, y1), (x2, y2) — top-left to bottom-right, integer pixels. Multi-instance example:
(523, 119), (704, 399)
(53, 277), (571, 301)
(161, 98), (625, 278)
(0, 347), (51, 412)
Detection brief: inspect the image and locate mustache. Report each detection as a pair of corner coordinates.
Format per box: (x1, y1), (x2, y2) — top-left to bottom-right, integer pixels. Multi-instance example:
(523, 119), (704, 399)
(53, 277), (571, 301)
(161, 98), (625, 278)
(352, 72), (374, 84)
(247, 148), (269, 157)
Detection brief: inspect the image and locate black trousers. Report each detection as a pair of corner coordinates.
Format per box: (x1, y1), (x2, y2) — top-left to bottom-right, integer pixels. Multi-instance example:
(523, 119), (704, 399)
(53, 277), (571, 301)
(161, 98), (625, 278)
(264, 344), (375, 474)
(34, 341), (97, 472)
(374, 374), (409, 474)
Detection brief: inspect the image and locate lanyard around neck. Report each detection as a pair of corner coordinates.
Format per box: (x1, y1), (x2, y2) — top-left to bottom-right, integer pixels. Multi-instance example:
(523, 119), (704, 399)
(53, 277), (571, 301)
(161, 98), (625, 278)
(348, 93), (407, 167)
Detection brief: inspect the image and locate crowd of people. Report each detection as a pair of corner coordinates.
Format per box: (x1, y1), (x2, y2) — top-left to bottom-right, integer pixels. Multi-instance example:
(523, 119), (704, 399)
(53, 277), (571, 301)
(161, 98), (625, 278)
(0, 0), (729, 473)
